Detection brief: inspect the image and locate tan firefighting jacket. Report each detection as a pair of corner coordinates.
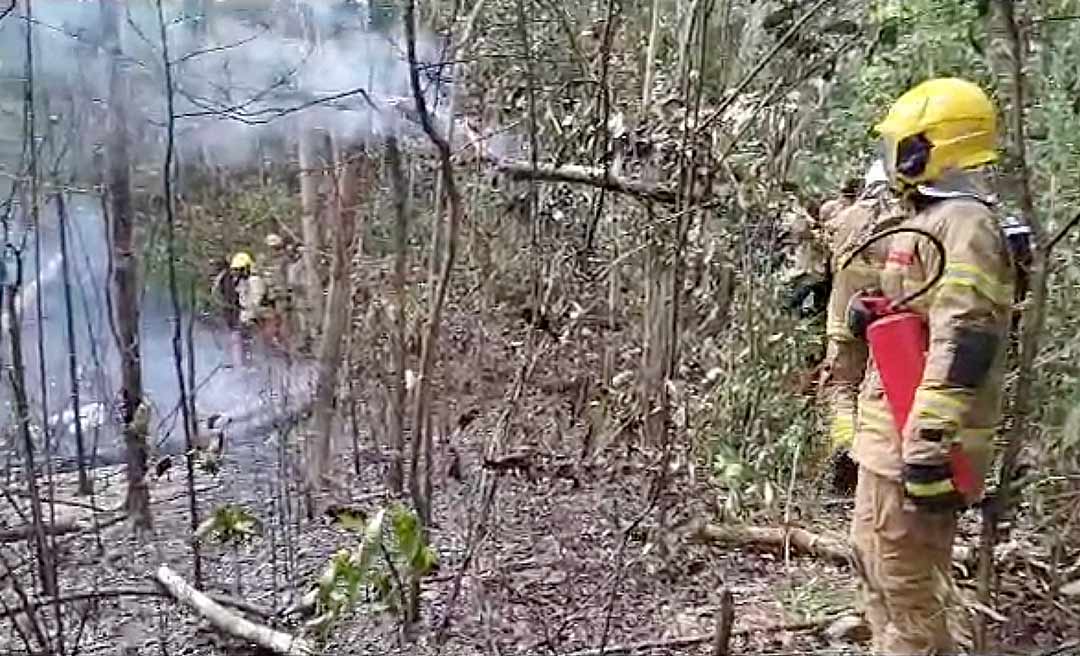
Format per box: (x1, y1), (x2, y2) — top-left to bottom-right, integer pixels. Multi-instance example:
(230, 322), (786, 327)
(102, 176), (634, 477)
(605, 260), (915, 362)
(237, 274), (268, 325)
(784, 212), (830, 286)
(819, 193), (905, 450)
(786, 197), (854, 289)
(849, 184), (1014, 492)
(259, 253), (291, 308)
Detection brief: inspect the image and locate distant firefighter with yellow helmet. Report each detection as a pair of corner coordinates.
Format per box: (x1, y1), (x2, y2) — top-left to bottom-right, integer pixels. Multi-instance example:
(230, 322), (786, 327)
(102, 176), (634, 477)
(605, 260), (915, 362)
(845, 78), (1016, 653)
(212, 250), (268, 366)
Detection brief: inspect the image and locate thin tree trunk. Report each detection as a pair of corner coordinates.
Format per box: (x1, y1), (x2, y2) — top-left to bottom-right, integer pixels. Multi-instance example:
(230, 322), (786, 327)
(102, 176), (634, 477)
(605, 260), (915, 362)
(56, 191), (92, 495)
(5, 267), (56, 596)
(385, 135), (409, 495)
(20, 0), (60, 605)
(975, 3), (1041, 653)
(641, 0), (662, 109)
(641, 239), (669, 446)
(156, 0), (202, 585)
(305, 140), (365, 496)
(102, 0), (150, 532)
(405, 0), (465, 529)
(297, 125), (328, 341)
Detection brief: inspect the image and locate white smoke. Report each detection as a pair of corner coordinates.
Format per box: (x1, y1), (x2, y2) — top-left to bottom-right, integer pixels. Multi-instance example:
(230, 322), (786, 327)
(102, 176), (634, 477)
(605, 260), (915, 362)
(0, 0), (446, 175)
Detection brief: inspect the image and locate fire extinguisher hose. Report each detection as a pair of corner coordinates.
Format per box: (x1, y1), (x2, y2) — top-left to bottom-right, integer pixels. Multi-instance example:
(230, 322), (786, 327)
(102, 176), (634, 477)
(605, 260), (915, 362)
(838, 227), (947, 310)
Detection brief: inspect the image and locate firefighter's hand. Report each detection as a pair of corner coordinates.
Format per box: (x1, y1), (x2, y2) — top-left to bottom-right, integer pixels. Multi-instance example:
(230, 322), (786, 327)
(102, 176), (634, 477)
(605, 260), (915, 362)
(902, 462), (966, 512)
(846, 293), (876, 340)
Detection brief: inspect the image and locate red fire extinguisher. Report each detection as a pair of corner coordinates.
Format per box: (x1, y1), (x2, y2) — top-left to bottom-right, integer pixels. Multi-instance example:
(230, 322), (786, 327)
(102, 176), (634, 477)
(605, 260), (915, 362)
(840, 228), (982, 500)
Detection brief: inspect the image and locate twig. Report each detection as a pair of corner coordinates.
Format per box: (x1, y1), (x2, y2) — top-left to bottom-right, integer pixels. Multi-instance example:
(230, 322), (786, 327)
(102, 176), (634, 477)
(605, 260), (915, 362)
(1046, 211), (1080, 253)
(435, 350), (541, 646)
(712, 588), (735, 656)
(596, 494), (660, 654)
(490, 158), (688, 204)
(0, 519), (79, 543)
(562, 616), (834, 656)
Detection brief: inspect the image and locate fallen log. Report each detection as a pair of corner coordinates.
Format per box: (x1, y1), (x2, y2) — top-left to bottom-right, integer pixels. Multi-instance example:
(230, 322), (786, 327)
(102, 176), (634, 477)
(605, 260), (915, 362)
(0, 519), (80, 543)
(696, 524), (853, 567)
(696, 523), (974, 567)
(155, 565), (314, 655)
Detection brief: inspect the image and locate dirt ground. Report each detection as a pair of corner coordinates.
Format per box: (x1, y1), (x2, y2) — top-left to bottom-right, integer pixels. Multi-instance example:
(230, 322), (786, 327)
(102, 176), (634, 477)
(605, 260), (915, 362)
(2, 419), (1075, 656)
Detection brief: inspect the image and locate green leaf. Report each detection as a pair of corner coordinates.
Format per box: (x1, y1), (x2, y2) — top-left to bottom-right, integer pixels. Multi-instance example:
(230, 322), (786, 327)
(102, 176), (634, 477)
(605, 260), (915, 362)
(390, 504), (423, 565)
(336, 511), (367, 533)
(417, 546), (439, 576)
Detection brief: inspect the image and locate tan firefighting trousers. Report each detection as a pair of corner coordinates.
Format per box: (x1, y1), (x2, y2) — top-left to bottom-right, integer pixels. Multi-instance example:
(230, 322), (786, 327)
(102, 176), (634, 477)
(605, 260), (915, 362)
(851, 467), (958, 654)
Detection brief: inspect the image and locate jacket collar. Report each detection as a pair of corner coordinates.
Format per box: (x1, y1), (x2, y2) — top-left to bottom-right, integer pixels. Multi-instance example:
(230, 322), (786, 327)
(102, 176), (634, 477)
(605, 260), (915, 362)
(913, 168), (998, 206)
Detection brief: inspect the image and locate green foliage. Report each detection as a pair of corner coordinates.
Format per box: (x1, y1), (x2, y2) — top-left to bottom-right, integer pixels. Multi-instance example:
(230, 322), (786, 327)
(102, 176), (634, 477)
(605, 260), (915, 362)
(309, 503), (438, 636)
(699, 275), (824, 517)
(194, 504), (262, 547)
(797, 0), (992, 195)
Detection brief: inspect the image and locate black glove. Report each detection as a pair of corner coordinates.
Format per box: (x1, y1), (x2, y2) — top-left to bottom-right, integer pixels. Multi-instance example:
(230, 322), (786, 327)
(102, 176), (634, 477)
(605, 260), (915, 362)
(902, 462), (966, 512)
(846, 292), (880, 341)
(784, 274), (831, 318)
(829, 447), (858, 496)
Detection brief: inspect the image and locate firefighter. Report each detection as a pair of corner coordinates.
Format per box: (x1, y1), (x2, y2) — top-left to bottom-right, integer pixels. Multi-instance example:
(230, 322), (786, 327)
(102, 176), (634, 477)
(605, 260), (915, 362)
(218, 251), (267, 366)
(782, 178), (863, 318)
(818, 158), (906, 495)
(781, 208), (832, 318)
(846, 78), (1015, 654)
(261, 233), (292, 353)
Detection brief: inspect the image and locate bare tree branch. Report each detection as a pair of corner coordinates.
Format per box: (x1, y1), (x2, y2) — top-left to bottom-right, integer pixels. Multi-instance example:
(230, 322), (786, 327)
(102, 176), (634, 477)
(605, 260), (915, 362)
(698, 0), (833, 132)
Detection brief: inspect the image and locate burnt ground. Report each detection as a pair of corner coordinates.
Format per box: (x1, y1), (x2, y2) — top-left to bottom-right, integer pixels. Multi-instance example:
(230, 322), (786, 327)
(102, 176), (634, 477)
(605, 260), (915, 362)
(2, 308), (1078, 656)
(3, 417), (1077, 655)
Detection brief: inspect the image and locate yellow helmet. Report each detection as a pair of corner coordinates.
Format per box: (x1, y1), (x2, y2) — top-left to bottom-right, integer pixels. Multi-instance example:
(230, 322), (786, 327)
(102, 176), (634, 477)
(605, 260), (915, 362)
(874, 77), (998, 189)
(230, 252), (254, 270)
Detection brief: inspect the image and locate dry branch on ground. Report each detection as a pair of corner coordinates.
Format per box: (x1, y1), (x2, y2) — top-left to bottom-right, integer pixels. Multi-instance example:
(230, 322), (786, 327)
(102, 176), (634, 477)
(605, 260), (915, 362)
(695, 522), (975, 566)
(0, 519), (79, 543)
(154, 565), (315, 656)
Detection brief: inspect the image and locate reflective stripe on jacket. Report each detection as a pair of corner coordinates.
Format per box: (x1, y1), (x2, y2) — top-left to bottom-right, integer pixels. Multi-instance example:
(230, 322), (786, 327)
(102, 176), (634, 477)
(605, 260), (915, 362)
(851, 193), (1014, 491)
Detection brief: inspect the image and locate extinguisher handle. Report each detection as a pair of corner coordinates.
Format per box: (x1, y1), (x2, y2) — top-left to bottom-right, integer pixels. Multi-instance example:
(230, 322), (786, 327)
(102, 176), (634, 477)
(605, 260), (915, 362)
(838, 227), (947, 310)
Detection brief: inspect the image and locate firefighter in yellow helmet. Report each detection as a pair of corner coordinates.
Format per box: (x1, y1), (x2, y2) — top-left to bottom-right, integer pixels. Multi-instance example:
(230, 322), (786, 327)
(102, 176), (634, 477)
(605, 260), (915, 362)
(212, 251), (267, 366)
(845, 78), (1015, 654)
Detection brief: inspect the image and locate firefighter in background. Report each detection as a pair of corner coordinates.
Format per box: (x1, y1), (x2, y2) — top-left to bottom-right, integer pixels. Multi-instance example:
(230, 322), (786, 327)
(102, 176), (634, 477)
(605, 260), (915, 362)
(213, 251), (267, 366)
(781, 209), (831, 317)
(261, 233), (292, 354)
(782, 179), (862, 317)
(846, 78), (1015, 654)
(818, 158), (906, 494)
